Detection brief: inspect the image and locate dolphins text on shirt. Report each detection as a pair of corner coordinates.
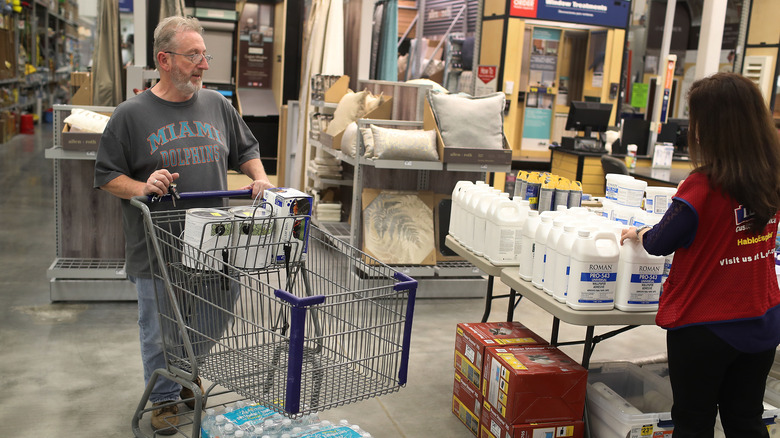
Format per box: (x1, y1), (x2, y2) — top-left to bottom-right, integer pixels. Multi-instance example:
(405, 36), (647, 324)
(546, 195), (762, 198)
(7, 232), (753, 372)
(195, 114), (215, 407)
(147, 121), (225, 154)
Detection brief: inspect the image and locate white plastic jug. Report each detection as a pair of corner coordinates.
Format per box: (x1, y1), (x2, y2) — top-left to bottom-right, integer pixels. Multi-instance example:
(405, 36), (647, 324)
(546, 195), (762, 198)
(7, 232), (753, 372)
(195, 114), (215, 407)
(460, 183), (491, 248)
(615, 238), (665, 311)
(518, 210), (541, 280)
(566, 230), (620, 310)
(551, 223), (581, 303)
(472, 190), (505, 256)
(531, 211), (556, 289)
(484, 197), (526, 265)
(543, 215), (567, 295)
(450, 181), (475, 241)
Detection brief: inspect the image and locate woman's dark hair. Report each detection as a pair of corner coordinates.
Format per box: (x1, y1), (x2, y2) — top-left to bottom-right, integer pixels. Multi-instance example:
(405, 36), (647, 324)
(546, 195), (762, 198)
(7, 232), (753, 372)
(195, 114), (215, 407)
(687, 72), (780, 233)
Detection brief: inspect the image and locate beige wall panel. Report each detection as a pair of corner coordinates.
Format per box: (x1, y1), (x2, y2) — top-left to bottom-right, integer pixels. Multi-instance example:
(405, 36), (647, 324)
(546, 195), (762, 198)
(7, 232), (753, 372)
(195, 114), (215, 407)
(747, 0), (780, 46)
(483, 0), (507, 17)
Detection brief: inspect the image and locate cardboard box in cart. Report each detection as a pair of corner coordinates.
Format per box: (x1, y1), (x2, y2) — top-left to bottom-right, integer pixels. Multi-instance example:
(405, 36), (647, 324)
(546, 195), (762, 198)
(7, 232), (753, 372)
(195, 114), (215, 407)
(479, 402), (584, 438)
(262, 188), (312, 263)
(455, 322), (548, 392)
(483, 345), (587, 424)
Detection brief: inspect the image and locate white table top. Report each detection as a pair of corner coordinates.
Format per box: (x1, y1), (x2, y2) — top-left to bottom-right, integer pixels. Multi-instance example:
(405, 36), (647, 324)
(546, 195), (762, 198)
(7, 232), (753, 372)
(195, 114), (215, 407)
(499, 268), (658, 326)
(444, 235), (517, 277)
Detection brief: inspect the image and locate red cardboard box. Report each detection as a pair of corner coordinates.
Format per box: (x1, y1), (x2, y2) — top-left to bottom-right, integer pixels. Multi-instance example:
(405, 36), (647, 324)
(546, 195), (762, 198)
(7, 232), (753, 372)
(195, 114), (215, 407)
(479, 404), (584, 438)
(483, 345), (587, 424)
(453, 371), (482, 436)
(455, 322), (548, 392)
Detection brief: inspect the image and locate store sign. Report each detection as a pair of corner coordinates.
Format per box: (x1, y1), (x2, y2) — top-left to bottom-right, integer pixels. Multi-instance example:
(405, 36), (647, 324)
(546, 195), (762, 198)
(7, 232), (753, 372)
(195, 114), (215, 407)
(119, 0), (133, 13)
(510, 0), (630, 28)
(477, 66), (497, 84)
(475, 65), (498, 96)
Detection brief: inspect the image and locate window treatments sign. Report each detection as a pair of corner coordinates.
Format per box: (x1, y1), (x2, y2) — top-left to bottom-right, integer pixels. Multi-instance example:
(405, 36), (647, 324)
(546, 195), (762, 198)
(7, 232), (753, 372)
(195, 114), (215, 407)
(510, 0), (630, 28)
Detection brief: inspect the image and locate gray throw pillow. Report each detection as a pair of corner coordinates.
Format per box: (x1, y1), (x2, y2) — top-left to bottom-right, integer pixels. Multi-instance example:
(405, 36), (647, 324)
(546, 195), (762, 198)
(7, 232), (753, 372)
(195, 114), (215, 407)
(427, 91), (505, 149)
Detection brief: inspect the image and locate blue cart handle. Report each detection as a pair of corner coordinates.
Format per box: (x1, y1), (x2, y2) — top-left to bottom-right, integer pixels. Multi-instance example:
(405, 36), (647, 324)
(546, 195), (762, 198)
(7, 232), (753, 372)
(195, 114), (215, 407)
(148, 188), (253, 203)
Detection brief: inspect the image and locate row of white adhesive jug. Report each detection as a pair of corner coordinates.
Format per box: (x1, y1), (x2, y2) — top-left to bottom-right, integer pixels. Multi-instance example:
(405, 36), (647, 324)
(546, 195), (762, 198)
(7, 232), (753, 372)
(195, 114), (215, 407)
(515, 206), (668, 312)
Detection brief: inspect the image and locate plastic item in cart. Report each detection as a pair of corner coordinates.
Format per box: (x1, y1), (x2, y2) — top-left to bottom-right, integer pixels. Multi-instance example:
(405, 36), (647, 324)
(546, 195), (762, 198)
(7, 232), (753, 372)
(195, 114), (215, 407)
(518, 210), (541, 281)
(182, 208), (235, 270)
(229, 205), (274, 269)
(566, 230), (619, 310)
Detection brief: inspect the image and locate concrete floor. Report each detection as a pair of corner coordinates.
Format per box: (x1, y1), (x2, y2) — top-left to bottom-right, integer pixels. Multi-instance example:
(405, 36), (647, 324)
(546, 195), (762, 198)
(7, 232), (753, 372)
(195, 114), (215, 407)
(0, 123), (668, 437)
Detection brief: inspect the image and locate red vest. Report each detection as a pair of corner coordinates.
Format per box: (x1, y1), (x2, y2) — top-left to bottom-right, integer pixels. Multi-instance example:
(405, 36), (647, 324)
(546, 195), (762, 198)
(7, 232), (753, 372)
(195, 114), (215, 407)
(657, 172), (780, 328)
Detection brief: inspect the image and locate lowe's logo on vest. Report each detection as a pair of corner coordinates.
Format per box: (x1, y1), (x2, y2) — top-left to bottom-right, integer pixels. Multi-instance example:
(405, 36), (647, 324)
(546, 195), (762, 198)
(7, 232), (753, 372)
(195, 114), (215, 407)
(734, 205), (755, 229)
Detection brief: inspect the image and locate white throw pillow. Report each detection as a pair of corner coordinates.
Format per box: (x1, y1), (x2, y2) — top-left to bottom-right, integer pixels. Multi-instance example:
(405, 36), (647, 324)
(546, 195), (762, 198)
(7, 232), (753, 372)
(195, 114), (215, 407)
(370, 124), (439, 161)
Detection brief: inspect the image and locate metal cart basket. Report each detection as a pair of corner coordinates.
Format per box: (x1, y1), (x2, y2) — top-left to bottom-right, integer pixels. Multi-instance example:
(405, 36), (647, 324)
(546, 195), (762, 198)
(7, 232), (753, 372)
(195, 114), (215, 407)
(130, 192), (417, 437)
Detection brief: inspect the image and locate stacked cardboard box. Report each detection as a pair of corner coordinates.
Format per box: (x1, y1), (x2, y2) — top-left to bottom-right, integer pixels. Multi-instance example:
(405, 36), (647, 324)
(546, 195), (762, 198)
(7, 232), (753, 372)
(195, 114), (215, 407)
(480, 345), (587, 438)
(451, 322), (548, 436)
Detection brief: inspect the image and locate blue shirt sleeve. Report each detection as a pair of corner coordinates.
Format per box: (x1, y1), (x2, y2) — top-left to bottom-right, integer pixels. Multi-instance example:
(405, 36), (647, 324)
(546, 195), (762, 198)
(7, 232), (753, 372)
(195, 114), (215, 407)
(642, 199), (697, 256)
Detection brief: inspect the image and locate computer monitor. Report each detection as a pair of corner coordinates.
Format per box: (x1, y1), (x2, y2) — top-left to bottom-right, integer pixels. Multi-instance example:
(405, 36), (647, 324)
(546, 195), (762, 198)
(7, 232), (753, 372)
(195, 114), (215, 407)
(565, 101), (614, 139)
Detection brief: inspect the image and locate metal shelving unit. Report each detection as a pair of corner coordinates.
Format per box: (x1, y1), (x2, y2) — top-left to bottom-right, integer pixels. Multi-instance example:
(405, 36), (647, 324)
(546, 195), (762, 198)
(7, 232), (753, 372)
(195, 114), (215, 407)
(45, 104), (136, 301)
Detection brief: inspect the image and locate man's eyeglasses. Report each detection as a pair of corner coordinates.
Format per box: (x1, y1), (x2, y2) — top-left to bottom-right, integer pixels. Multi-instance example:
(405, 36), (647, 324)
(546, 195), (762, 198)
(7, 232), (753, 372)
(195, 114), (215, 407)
(164, 51), (213, 64)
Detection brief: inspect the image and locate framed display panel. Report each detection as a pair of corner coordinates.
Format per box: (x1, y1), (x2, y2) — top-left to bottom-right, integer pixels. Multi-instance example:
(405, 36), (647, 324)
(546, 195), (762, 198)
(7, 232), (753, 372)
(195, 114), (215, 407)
(361, 188), (436, 266)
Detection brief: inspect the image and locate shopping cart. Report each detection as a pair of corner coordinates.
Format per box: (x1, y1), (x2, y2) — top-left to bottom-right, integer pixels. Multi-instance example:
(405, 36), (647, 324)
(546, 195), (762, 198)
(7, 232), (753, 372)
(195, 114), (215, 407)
(130, 190), (418, 437)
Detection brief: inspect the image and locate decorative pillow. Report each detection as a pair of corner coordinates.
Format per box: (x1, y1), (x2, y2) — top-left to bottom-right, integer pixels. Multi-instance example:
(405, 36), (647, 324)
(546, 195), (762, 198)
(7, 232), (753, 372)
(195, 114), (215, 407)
(427, 91), (505, 149)
(364, 92), (383, 114)
(326, 90), (367, 135)
(360, 127), (375, 158)
(370, 124), (439, 161)
(63, 108), (110, 133)
(341, 122), (359, 157)
(406, 78), (448, 94)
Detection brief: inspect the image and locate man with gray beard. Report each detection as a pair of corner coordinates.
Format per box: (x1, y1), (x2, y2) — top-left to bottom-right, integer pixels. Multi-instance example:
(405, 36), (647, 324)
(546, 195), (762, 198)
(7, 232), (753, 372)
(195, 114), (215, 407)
(94, 16), (274, 434)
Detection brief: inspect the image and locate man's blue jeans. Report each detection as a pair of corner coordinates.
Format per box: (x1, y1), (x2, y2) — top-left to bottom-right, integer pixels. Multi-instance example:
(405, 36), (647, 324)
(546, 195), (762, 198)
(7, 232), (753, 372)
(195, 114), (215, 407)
(130, 274), (239, 404)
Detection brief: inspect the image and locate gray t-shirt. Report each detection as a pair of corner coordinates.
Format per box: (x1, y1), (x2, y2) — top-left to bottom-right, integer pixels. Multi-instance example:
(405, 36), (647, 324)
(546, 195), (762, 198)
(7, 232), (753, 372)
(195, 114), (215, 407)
(94, 88), (261, 277)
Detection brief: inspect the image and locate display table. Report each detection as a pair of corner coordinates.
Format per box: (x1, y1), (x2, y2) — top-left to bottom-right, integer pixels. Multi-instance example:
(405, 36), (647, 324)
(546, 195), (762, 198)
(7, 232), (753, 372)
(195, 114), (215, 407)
(444, 235), (518, 322)
(499, 268), (657, 368)
(630, 166), (690, 187)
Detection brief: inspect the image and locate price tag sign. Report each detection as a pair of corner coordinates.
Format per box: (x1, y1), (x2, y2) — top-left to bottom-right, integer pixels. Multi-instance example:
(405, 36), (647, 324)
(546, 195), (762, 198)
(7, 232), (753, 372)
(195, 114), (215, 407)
(476, 65), (498, 96)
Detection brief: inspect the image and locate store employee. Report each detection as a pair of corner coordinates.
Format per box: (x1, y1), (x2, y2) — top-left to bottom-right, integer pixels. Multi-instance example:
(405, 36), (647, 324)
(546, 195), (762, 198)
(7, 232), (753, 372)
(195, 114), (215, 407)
(93, 15), (274, 435)
(621, 72), (780, 438)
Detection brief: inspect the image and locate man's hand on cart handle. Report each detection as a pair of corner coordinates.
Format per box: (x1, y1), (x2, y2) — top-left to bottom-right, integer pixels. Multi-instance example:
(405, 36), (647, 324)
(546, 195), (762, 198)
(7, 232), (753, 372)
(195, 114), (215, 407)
(241, 179), (275, 202)
(146, 170), (180, 198)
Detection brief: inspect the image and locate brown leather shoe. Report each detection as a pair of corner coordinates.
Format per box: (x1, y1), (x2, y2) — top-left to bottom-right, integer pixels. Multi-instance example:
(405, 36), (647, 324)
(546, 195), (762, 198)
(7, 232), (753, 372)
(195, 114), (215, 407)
(180, 377), (204, 410)
(151, 402), (179, 435)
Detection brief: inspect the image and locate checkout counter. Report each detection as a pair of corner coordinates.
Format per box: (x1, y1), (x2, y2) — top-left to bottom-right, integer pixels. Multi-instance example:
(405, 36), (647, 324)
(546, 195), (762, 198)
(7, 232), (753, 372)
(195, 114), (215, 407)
(550, 147), (692, 196)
